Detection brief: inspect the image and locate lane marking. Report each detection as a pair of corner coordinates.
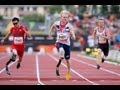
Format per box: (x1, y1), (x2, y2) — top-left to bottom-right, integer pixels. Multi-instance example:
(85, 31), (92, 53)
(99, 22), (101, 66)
(77, 54), (120, 66)
(0, 54), (17, 74)
(35, 54), (45, 85)
(0, 61), (17, 74)
(72, 56), (120, 77)
(48, 53), (99, 85)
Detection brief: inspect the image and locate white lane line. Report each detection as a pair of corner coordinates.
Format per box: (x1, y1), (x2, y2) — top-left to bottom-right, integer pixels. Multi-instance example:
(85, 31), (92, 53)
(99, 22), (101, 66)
(0, 61), (17, 74)
(77, 54), (120, 65)
(48, 53), (99, 85)
(35, 54), (45, 85)
(72, 56), (120, 77)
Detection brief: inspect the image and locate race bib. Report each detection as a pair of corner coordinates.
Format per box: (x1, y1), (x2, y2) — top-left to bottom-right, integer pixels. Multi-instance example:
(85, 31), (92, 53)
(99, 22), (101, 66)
(58, 33), (68, 42)
(98, 36), (106, 43)
(14, 37), (23, 44)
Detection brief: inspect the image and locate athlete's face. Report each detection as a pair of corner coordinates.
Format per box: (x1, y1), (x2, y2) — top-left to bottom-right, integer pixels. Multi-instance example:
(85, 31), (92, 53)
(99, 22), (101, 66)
(12, 20), (19, 27)
(98, 19), (104, 27)
(60, 13), (69, 23)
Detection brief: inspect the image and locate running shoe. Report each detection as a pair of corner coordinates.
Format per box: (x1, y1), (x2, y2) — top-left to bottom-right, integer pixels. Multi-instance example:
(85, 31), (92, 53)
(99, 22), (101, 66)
(97, 64), (101, 69)
(65, 72), (70, 80)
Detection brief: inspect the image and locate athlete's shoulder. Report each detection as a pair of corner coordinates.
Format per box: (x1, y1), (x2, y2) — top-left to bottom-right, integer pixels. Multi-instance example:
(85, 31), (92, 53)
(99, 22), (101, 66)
(20, 25), (28, 31)
(10, 26), (14, 29)
(10, 26), (15, 32)
(20, 25), (27, 28)
(66, 22), (73, 29)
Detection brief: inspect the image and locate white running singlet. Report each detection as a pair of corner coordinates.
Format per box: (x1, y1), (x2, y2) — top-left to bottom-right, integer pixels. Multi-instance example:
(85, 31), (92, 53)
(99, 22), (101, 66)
(95, 27), (107, 44)
(55, 21), (72, 46)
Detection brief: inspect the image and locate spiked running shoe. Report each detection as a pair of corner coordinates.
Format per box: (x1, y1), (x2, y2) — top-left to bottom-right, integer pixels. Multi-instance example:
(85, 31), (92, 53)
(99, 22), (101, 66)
(65, 72), (70, 80)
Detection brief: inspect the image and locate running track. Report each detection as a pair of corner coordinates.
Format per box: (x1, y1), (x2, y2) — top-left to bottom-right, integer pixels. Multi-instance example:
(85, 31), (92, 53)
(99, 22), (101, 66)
(0, 52), (120, 85)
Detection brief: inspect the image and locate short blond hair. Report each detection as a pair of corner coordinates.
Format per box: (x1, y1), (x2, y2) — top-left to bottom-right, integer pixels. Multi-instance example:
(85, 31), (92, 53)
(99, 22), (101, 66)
(60, 10), (70, 17)
(96, 17), (105, 23)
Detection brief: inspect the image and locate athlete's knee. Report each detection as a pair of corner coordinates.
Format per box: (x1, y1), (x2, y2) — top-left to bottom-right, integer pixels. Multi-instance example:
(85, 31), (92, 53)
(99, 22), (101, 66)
(97, 49), (102, 54)
(66, 60), (69, 63)
(12, 49), (17, 55)
(59, 47), (64, 52)
(59, 47), (65, 57)
(66, 60), (70, 67)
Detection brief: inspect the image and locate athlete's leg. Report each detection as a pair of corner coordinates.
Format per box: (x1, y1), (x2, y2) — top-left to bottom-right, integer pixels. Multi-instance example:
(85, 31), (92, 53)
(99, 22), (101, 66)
(56, 47), (65, 76)
(16, 50), (24, 69)
(5, 48), (17, 75)
(65, 54), (70, 74)
(6, 59), (11, 75)
(66, 60), (70, 73)
(56, 57), (64, 67)
(65, 58), (71, 80)
(55, 43), (65, 76)
(16, 57), (22, 69)
(56, 57), (64, 76)
(64, 45), (71, 80)
(96, 48), (102, 69)
(11, 49), (17, 61)
(102, 44), (109, 63)
(59, 47), (65, 59)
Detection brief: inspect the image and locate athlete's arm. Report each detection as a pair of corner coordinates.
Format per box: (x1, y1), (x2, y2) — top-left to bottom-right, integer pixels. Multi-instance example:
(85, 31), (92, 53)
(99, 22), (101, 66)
(23, 27), (31, 38)
(101, 28), (111, 40)
(24, 30), (31, 38)
(70, 25), (76, 40)
(92, 28), (96, 39)
(49, 22), (56, 37)
(1, 31), (11, 44)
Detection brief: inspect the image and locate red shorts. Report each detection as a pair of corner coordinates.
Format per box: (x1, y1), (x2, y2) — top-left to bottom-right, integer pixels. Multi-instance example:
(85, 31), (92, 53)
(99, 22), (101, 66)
(11, 45), (24, 57)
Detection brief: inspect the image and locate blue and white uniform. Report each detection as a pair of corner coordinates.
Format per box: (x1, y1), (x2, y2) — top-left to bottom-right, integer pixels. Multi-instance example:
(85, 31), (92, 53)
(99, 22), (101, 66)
(54, 21), (72, 60)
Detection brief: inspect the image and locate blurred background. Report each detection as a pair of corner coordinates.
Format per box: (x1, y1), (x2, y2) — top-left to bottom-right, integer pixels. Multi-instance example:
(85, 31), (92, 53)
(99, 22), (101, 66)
(0, 5), (120, 61)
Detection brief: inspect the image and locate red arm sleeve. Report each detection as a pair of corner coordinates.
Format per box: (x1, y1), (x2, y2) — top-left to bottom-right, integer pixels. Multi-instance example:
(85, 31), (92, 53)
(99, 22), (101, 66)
(22, 25), (28, 32)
